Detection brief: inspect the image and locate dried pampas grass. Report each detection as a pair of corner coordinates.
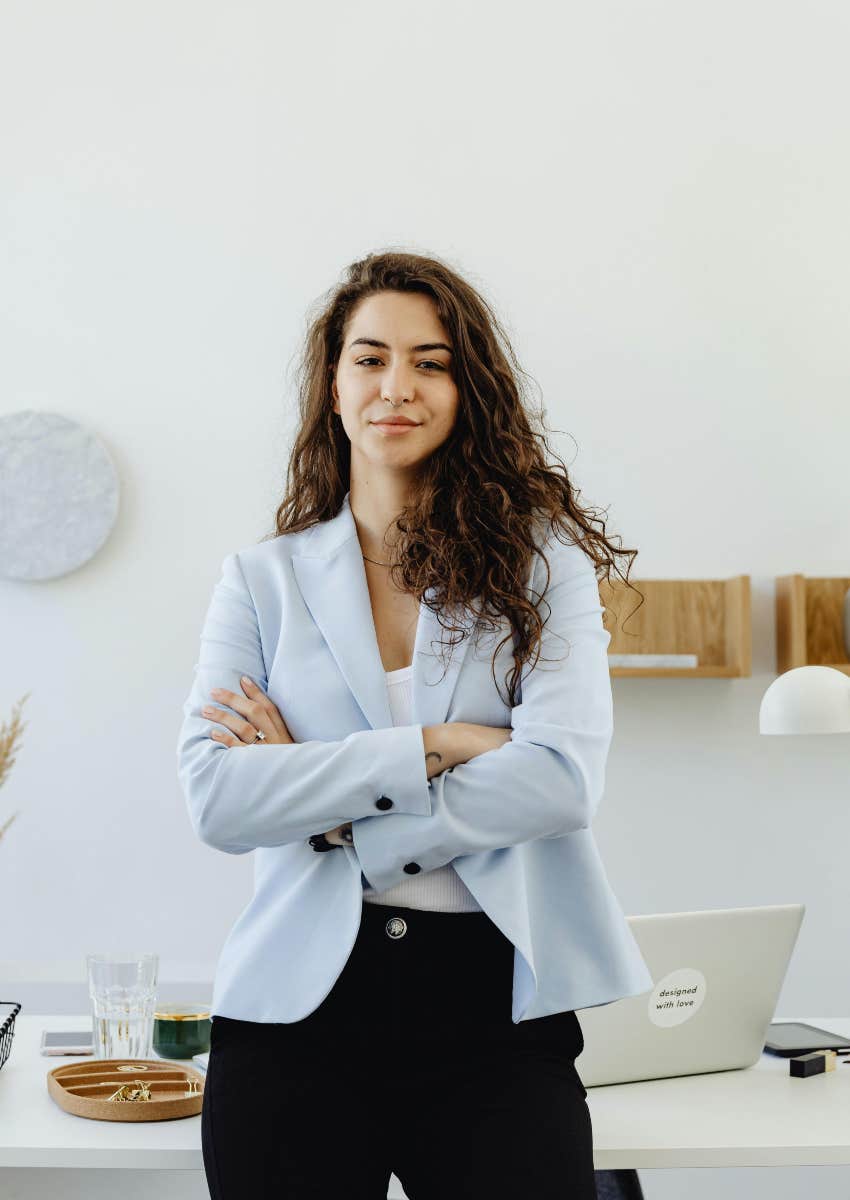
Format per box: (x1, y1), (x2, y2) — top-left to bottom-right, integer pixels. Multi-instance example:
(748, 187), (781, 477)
(0, 693), (29, 845)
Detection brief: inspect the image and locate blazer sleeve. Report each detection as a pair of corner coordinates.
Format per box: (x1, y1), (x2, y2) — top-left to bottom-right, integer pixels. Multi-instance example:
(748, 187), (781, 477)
(176, 552), (432, 854)
(351, 533), (614, 892)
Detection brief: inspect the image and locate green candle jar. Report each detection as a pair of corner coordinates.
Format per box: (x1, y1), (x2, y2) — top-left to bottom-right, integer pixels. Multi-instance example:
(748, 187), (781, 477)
(153, 1004), (211, 1060)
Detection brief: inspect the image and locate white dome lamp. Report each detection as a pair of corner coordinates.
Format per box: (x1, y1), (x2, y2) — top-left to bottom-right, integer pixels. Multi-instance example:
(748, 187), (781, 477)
(759, 666), (850, 735)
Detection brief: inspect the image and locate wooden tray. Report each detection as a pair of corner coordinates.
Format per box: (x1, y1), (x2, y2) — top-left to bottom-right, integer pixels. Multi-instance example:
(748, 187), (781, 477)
(47, 1058), (205, 1121)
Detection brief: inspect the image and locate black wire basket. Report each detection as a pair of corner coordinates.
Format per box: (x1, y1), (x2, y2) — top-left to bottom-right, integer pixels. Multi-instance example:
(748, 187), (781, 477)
(0, 1002), (21, 1071)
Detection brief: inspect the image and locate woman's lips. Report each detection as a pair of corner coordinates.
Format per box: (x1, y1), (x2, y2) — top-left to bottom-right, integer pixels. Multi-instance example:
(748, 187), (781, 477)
(371, 422), (419, 435)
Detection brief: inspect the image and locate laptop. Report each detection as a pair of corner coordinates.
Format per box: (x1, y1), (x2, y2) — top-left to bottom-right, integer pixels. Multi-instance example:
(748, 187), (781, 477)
(575, 903), (805, 1087)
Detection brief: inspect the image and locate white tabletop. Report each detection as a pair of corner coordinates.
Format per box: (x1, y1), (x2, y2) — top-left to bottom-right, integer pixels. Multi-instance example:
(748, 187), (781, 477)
(2, 1014), (850, 1170)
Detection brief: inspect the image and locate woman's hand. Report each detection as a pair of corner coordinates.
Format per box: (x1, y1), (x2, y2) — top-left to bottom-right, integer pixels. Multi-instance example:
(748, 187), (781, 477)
(322, 822), (353, 847)
(201, 679), (351, 847)
(459, 722), (513, 760)
(201, 677), (294, 746)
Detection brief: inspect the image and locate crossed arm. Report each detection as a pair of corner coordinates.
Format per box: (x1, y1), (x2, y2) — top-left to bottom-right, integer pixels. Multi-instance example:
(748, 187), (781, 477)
(177, 534), (613, 872)
(194, 687), (509, 846)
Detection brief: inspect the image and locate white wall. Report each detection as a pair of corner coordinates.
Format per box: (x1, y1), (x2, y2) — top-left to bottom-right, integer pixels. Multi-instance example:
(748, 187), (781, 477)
(1, 2), (849, 1195)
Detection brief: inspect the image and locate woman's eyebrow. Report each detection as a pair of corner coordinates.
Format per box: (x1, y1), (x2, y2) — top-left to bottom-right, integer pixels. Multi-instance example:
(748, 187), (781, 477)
(348, 336), (453, 354)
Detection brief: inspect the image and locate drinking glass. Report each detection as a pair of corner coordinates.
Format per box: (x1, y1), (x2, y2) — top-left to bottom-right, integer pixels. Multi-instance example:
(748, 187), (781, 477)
(86, 952), (158, 1059)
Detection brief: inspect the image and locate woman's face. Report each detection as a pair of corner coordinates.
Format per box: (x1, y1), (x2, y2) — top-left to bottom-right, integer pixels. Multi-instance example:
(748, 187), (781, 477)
(331, 290), (459, 479)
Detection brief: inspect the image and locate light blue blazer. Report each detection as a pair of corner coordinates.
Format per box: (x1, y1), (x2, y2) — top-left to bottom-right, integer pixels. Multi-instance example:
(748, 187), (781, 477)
(177, 490), (653, 1023)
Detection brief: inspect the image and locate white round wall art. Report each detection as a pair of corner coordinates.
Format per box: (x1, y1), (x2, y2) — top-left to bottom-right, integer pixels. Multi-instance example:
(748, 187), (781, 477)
(0, 410), (120, 581)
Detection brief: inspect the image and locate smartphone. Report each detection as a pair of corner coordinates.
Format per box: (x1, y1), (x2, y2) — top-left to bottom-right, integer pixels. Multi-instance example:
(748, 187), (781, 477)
(764, 1021), (850, 1057)
(40, 1029), (94, 1056)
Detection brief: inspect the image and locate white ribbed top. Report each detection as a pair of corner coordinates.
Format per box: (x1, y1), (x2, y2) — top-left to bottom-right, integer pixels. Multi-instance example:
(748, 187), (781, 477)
(361, 664), (482, 912)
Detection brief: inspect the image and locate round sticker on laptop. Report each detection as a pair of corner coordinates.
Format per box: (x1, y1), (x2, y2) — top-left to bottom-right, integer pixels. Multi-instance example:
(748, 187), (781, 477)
(647, 967), (707, 1027)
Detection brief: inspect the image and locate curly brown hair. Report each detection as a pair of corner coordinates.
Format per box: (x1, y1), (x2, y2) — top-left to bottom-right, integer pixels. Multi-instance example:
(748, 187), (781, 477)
(264, 248), (642, 708)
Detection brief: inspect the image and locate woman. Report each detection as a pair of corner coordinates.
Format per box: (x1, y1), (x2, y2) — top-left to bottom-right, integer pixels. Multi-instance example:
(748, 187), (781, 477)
(177, 250), (653, 1199)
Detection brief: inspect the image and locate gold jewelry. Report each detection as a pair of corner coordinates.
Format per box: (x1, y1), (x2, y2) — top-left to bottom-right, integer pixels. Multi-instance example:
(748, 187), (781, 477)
(108, 1080), (152, 1102)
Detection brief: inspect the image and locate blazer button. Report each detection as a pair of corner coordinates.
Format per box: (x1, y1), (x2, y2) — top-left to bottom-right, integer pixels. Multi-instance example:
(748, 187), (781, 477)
(403, 862), (421, 874)
(375, 796), (393, 810)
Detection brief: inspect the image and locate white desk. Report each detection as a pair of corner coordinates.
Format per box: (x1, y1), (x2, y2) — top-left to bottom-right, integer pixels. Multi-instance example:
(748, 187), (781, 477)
(2, 1013), (849, 1188)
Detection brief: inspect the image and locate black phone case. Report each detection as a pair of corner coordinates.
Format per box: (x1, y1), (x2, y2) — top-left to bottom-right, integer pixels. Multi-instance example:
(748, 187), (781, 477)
(763, 1021), (850, 1056)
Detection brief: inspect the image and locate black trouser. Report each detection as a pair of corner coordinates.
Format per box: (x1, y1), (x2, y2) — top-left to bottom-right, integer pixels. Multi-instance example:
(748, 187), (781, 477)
(202, 902), (598, 1199)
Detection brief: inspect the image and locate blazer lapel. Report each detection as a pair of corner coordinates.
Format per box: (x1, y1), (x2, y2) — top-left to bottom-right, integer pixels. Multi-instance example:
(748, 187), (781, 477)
(291, 492), (474, 731)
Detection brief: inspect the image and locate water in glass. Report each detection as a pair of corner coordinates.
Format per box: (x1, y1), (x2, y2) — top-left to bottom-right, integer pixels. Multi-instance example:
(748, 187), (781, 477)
(87, 953), (158, 1059)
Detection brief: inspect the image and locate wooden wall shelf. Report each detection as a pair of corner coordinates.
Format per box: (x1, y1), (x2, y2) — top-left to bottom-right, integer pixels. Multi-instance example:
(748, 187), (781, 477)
(598, 576), (751, 677)
(775, 574), (850, 677)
